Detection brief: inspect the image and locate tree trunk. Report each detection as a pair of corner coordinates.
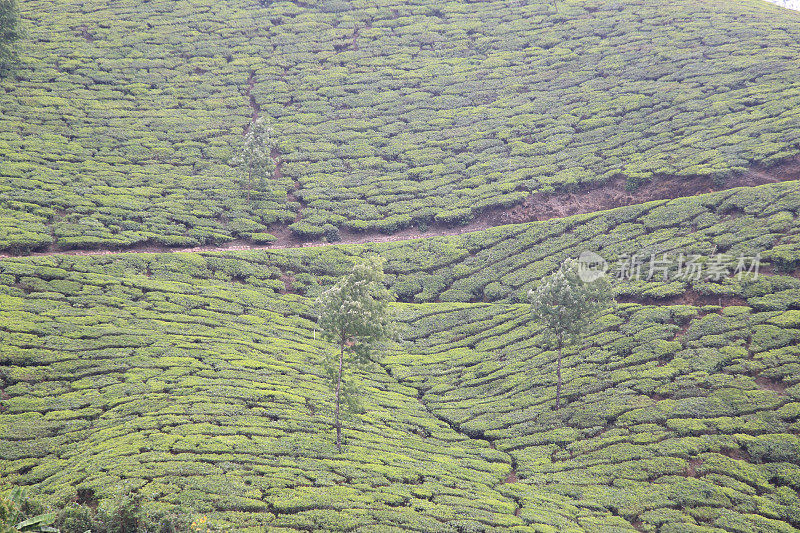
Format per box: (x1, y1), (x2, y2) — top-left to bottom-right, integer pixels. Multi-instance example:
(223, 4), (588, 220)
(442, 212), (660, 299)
(335, 340), (344, 452)
(556, 333), (563, 410)
(247, 167), (252, 202)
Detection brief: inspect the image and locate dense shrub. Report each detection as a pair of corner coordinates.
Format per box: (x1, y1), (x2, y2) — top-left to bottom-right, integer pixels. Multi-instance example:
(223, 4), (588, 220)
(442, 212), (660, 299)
(288, 222), (325, 240)
(322, 224), (340, 243)
(249, 232), (277, 245)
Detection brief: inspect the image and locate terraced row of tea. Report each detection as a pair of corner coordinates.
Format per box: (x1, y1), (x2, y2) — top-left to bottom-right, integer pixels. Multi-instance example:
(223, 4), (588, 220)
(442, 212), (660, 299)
(3, 0), (800, 250)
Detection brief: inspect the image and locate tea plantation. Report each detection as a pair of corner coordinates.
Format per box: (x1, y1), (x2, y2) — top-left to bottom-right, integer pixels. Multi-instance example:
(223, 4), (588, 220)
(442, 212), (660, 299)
(2, 0), (800, 529)
(160, 180), (800, 307)
(4, 0), (800, 250)
(2, 182), (799, 531)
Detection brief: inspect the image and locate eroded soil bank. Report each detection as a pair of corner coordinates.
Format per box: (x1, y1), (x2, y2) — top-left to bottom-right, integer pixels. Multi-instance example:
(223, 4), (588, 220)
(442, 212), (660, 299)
(2, 157), (799, 259)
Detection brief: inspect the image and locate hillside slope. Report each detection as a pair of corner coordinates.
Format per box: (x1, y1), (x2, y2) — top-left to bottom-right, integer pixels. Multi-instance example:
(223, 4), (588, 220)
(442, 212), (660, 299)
(0, 285), (524, 531)
(150, 180), (800, 306)
(390, 301), (800, 532)
(2, 182), (799, 532)
(3, 0), (800, 251)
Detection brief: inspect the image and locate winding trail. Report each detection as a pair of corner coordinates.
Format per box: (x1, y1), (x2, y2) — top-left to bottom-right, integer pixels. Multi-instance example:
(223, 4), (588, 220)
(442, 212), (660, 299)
(1, 157), (799, 259)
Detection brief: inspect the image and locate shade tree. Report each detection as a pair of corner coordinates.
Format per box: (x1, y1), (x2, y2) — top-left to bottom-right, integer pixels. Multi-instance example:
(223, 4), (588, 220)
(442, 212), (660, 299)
(315, 255), (395, 451)
(528, 257), (613, 409)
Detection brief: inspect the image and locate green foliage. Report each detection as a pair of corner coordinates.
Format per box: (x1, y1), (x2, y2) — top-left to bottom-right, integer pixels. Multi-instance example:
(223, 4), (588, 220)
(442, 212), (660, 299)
(54, 504), (92, 533)
(316, 256), (395, 357)
(315, 256), (395, 451)
(3, 0), (800, 248)
(0, 487), (56, 533)
(248, 232), (276, 245)
(0, 0), (21, 72)
(111, 182), (800, 308)
(1, 180), (800, 531)
(529, 258), (614, 348)
(0, 258), (520, 530)
(104, 493), (141, 533)
(322, 224), (340, 243)
(288, 221), (325, 240)
(529, 257), (614, 408)
(743, 434), (800, 464)
(236, 118), (277, 201)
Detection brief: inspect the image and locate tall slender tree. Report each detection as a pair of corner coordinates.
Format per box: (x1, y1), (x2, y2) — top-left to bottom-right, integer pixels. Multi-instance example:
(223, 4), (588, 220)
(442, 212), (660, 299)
(529, 257), (613, 409)
(315, 256), (394, 452)
(238, 117), (275, 202)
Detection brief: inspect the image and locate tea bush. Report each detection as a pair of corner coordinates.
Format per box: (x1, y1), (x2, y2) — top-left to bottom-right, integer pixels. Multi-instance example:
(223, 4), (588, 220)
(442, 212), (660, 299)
(3, 0), (800, 250)
(2, 181), (800, 531)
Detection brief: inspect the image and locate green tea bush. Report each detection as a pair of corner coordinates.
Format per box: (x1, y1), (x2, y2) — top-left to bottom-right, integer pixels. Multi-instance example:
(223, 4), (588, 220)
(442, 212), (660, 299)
(56, 503), (96, 533)
(2, 180), (800, 531)
(5, 0), (800, 248)
(322, 224), (340, 243)
(743, 434), (800, 464)
(288, 221), (325, 240)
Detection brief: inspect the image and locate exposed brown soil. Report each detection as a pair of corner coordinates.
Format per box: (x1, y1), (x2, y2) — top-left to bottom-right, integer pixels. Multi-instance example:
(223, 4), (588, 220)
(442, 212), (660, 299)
(685, 457), (703, 478)
(758, 264), (800, 278)
(489, 159), (800, 226)
(723, 448), (753, 462)
(504, 468), (519, 483)
(1, 157), (799, 259)
(754, 375), (788, 394)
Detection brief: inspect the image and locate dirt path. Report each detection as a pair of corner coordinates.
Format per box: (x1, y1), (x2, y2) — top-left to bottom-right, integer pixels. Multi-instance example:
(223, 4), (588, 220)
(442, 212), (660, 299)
(1, 158), (799, 260)
(244, 70), (260, 129)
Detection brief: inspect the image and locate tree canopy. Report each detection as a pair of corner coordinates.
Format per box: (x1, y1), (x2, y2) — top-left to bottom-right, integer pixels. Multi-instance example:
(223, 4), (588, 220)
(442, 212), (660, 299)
(316, 255), (395, 450)
(238, 117), (276, 201)
(529, 257), (613, 408)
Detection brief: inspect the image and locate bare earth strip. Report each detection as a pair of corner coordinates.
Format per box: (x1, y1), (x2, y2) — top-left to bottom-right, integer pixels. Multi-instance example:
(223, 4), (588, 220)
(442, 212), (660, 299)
(2, 157), (799, 259)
